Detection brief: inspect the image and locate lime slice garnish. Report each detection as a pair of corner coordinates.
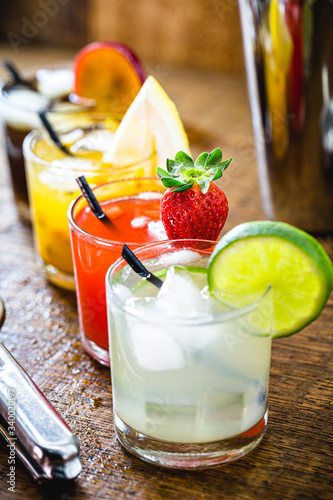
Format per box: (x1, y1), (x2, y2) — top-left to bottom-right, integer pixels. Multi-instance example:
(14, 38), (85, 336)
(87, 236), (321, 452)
(208, 221), (333, 338)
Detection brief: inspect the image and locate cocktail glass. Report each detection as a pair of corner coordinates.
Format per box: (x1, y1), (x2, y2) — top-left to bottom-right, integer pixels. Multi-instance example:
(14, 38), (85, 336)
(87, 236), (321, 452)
(68, 177), (165, 365)
(23, 113), (156, 291)
(0, 61), (79, 222)
(106, 239), (272, 468)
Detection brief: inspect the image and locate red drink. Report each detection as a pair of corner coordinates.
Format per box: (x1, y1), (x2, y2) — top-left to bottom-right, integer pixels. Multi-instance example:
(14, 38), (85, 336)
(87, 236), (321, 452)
(68, 178), (165, 365)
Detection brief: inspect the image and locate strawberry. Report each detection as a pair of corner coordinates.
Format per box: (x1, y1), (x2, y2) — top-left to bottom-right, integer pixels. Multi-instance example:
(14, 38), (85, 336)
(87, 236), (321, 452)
(157, 148), (231, 240)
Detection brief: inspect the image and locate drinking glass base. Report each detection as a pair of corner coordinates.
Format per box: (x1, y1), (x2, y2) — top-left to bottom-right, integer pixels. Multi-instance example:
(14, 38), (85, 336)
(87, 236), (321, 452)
(44, 264), (76, 291)
(114, 410), (268, 469)
(81, 331), (110, 366)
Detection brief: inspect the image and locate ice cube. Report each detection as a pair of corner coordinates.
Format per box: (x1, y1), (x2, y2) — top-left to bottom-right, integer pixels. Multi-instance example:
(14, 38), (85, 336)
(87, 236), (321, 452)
(38, 170), (77, 193)
(130, 323), (185, 372)
(70, 129), (115, 154)
(150, 267), (220, 350)
(38, 158), (96, 191)
(108, 206), (124, 220)
(60, 128), (84, 145)
(161, 250), (202, 268)
(51, 157), (96, 171)
(195, 389), (244, 439)
(241, 383), (267, 433)
(6, 88), (49, 110)
(137, 192), (163, 200)
(112, 283), (133, 302)
(197, 390), (244, 423)
(1, 88), (50, 129)
(156, 266), (205, 317)
(36, 68), (74, 99)
(171, 324), (220, 351)
(147, 220), (167, 240)
(131, 216), (150, 229)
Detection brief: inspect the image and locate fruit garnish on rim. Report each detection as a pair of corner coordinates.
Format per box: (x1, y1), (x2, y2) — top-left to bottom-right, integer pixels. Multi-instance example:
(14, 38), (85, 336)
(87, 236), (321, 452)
(208, 221), (333, 338)
(104, 76), (191, 169)
(157, 148), (232, 240)
(73, 41), (145, 116)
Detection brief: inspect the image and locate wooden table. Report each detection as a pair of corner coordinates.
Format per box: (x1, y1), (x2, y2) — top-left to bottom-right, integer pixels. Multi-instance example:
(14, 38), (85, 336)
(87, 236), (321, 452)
(0, 46), (332, 500)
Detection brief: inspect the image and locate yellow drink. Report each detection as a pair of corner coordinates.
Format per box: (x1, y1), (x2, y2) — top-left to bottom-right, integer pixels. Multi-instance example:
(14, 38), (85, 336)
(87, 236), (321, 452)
(23, 114), (156, 290)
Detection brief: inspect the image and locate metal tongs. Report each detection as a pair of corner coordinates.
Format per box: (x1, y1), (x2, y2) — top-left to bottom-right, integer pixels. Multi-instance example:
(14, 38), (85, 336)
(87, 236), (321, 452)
(0, 298), (81, 482)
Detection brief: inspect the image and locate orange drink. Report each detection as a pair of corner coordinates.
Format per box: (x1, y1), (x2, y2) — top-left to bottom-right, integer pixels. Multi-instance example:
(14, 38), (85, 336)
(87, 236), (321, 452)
(68, 178), (165, 365)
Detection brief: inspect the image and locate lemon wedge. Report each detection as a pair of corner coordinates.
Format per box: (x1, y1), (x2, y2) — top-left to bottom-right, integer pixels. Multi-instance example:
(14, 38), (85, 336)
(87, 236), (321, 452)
(104, 76), (191, 167)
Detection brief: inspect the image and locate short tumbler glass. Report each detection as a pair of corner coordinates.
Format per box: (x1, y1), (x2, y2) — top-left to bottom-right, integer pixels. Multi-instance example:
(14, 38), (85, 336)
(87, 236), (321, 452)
(68, 177), (165, 366)
(106, 239), (272, 469)
(23, 113), (156, 290)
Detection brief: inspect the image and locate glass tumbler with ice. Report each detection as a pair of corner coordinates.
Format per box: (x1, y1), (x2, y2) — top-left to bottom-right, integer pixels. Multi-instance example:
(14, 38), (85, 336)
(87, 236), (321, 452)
(23, 112), (156, 290)
(106, 239), (272, 468)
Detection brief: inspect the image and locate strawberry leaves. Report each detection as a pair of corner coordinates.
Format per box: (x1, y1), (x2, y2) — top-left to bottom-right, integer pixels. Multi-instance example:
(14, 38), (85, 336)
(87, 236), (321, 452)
(158, 148), (232, 194)
(171, 181), (195, 193)
(174, 151), (193, 165)
(204, 148), (222, 166)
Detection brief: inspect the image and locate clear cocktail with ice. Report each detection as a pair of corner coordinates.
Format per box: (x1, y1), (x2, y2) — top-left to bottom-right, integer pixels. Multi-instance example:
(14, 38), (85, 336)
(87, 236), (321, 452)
(23, 113), (156, 290)
(106, 239), (272, 468)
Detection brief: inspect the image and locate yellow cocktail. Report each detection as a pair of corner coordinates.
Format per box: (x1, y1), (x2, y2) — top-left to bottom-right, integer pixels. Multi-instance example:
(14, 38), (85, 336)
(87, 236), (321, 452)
(23, 113), (156, 290)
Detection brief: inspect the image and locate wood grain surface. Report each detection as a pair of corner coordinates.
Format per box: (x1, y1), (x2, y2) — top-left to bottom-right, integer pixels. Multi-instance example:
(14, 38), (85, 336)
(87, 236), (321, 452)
(0, 46), (332, 500)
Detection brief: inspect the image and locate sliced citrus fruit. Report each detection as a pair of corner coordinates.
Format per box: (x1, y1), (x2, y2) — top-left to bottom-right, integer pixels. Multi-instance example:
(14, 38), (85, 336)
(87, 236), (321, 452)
(208, 221), (333, 338)
(104, 75), (191, 168)
(73, 41), (145, 116)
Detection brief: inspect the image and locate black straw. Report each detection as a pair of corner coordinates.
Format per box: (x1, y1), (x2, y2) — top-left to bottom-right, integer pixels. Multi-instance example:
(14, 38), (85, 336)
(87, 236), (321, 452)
(76, 175), (110, 223)
(3, 60), (33, 88)
(122, 244), (164, 289)
(39, 111), (73, 156)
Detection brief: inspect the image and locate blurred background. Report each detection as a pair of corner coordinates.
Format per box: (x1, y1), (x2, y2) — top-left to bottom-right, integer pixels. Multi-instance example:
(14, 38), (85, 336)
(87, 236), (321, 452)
(0, 0), (244, 73)
(0, 0), (256, 233)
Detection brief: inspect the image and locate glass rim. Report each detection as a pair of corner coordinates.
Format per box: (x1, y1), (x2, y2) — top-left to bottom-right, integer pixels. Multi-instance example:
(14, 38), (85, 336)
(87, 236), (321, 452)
(67, 177), (164, 247)
(105, 239), (273, 327)
(22, 114), (155, 170)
